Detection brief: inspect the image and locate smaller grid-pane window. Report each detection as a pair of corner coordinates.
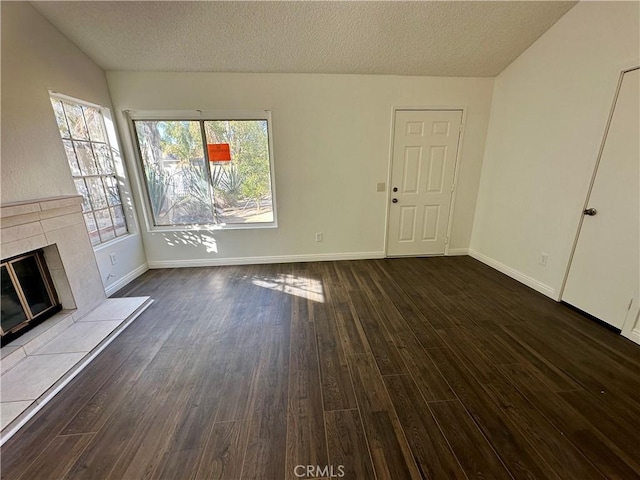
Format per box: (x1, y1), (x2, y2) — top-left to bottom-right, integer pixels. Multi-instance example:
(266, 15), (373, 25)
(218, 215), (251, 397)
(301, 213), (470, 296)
(50, 97), (127, 245)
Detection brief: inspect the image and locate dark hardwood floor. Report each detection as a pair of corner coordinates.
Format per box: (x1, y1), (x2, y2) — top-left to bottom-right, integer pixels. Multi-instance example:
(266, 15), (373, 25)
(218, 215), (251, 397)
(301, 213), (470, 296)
(2, 256), (640, 480)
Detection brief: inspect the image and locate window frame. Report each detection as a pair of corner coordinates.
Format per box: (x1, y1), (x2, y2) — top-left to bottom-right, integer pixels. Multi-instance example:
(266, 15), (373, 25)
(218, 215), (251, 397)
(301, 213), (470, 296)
(127, 110), (278, 232)
(49, 92), (133, 248)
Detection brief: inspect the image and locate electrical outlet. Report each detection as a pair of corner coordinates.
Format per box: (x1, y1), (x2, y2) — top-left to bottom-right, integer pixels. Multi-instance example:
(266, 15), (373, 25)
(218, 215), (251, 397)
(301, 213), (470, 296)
(539, 253), (549, 267)
(110, 253), (117, 265)
(315, 232), (323, 242)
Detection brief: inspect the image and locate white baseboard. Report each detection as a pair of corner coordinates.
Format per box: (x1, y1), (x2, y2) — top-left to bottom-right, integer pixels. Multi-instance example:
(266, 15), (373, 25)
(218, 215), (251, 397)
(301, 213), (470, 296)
(468, 249), (556, 299)
(147, 251), (386, 269)
(446, 248), (468, 256)
(105, 263), (149, 297)
(623, 328), (640, 346)
(622, 308), (640, 346)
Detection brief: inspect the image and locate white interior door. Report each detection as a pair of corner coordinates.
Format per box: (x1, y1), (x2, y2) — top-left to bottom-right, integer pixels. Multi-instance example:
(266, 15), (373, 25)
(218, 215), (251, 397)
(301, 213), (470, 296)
(387, 110), (462, 256)
(562, 68), (640, 329)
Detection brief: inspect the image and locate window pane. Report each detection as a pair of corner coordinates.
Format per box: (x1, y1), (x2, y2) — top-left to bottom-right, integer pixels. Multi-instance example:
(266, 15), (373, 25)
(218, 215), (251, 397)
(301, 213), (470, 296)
(111, 205), (127, 236)
(134, 121), (215, 226)
(103, 176), (121, 206)
(83, 107), (106, 142)
(74, 179), (91, 212)
(204, 120), (274, 224)
(95, 208), (116, 242)
(63, 140), (81, 176)
(63, 102), (89, 140)
(83, 213), (100, 246)
(94, 144), (114, 174)
(86, 177), (108, 210)
(74, 141), (98, 175)
(51, 99), (70, 138)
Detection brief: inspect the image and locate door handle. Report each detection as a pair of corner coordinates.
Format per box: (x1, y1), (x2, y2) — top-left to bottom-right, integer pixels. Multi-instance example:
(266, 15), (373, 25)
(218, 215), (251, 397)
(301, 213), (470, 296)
(392, 198), (398, 203)
(583, 208), (597, 216)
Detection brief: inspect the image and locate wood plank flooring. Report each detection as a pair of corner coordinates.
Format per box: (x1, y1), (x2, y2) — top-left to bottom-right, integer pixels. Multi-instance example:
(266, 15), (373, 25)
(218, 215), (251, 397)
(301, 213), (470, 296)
(2, 257), (640, 479)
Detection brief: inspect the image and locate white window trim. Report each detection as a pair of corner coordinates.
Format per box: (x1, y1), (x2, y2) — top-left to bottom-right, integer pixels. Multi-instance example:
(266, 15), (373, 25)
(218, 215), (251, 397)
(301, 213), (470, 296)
(126, 109), (279, 233)
(49, 91), (139, 247)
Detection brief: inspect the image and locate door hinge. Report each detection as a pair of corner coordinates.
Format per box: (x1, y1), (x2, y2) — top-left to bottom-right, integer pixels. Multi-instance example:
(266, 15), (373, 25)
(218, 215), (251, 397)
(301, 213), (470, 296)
(459, 123), (463, 132)
(445, 236), (449, 245)
(451, 183), (455, 192)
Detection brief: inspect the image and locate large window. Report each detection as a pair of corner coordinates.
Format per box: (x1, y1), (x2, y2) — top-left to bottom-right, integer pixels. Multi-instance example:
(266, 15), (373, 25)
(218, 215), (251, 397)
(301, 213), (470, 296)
(131, 113), (276, 228)
(50, 95), (128, 246)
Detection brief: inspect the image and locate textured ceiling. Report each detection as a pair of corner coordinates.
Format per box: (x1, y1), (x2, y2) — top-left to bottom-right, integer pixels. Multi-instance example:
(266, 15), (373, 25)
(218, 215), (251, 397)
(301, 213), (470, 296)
(32, 1), (577, 77)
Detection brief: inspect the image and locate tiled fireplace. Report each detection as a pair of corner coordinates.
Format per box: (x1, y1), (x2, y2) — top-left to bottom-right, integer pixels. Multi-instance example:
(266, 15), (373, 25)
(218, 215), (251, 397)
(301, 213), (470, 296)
(1, 195), (107, 319)
(0, 196), (151, 443)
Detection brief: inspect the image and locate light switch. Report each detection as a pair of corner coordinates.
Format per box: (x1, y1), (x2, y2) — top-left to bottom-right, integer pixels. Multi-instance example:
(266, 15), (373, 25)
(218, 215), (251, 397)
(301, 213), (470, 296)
(376, 182), (386, 192)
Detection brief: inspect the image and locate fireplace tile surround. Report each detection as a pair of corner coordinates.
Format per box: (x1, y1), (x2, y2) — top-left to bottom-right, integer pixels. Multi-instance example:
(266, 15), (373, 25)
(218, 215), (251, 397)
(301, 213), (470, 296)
(1, 195), (105, 320)
(1, 196), (152, 443)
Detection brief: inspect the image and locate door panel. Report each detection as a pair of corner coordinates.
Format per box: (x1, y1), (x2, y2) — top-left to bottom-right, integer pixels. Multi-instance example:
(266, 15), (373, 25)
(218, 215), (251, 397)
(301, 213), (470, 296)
(399, 206), (417, 242)
(387, 110), (462, 256)
(426, 146), (447, 193)
(422, 205), (440, 241)
(402, 147), (421, 193)
(563, 68), (639, 329)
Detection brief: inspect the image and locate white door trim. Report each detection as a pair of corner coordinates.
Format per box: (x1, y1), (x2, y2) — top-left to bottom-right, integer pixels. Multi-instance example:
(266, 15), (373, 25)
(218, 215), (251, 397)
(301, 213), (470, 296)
(558, 60), (640, 304)
(384, 106), (467, 257)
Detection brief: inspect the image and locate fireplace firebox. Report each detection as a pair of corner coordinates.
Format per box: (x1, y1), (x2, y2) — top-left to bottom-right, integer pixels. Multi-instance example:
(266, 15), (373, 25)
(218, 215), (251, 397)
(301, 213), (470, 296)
(1, 249), (61, 345)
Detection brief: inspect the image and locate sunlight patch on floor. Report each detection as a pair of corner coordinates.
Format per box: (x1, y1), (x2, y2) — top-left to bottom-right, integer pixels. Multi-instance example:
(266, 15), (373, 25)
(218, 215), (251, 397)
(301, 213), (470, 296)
(252, 273), (325, 303)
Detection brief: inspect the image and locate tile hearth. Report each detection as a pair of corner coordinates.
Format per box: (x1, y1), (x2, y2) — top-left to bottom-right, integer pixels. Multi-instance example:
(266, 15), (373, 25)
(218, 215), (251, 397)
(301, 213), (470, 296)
(0, 296), (152, 443)
(1, 195), (153, 444)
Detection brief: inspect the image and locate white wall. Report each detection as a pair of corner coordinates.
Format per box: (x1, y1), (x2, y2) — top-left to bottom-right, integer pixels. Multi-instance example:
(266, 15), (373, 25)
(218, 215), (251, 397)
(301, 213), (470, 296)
(1, 2), (147, 294)
(106, 72), (494, 266)
(470, 1), (639, 298)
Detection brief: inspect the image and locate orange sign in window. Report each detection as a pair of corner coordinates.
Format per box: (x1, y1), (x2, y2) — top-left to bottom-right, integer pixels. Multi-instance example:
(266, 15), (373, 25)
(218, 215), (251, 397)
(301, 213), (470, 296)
(207, 143), (231, 162)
